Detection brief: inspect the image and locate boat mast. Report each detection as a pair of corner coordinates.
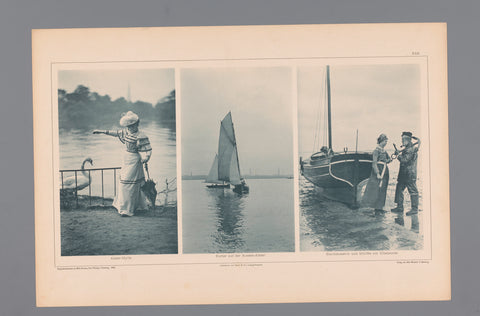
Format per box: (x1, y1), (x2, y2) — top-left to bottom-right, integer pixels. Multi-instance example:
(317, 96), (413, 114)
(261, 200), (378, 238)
(326, 65), (332, 150)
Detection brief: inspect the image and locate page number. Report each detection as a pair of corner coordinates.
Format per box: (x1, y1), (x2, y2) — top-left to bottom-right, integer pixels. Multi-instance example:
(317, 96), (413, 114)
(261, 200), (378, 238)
(412, 51), (420, 55)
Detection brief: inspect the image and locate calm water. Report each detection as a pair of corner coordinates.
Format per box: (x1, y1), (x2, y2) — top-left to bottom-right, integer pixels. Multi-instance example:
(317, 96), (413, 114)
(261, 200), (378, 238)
(182, 179), (295, 253)
(300, 161), (424, 251)
(59, 121), (177, 205)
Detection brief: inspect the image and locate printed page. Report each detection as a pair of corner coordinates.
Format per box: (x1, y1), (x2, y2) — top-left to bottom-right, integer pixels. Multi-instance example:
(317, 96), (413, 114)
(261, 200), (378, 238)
(33, 23), (450, 306)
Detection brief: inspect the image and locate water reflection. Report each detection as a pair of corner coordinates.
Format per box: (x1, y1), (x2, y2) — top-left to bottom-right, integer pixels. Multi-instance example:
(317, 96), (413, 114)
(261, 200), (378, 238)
(207, 188), (246, 252)
(182, 180), (294, 254)
(394, 214), (405, 226)
(395, 213), (420, 234)
(300, 178), (423, 251)
(411, 214), (419, 233)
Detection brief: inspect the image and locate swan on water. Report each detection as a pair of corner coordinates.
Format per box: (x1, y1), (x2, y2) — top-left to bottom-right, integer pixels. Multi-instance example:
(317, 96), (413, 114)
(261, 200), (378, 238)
(61, 157), (93, 192)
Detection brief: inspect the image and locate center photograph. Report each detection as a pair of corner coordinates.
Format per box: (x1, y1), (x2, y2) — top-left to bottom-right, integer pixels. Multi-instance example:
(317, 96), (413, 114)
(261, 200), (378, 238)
(181, 67), (295, 254)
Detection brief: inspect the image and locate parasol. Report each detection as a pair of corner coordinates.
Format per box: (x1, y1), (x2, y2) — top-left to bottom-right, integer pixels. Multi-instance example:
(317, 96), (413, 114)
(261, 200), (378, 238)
(141, 163), (157, 209)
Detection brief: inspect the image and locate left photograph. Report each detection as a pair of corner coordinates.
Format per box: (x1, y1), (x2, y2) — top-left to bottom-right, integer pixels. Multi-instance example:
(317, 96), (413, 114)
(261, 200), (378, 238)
(57, 68), (178, 256)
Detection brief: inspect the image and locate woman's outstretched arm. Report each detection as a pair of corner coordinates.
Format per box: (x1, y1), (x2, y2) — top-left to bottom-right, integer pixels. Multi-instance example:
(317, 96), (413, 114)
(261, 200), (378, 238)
(93, 129), (118, 137)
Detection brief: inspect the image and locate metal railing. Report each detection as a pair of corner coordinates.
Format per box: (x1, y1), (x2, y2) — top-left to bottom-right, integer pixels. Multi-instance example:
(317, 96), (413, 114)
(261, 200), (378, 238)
(60, 167), (121, 208)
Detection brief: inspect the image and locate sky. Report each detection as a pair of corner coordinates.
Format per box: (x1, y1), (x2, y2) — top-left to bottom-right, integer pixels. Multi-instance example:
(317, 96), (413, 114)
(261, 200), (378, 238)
(58, 68), (175, 105)
(298, 64), (421, 157)
(181, 67), (293, 176)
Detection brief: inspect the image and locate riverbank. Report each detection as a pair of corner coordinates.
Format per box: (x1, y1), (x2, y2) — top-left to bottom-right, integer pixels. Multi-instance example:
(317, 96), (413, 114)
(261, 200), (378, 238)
(61, 196), (178, 256)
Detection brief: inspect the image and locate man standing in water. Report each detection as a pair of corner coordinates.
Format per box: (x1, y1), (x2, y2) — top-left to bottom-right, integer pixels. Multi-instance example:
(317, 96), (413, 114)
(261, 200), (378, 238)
(391, 131), (421, 216)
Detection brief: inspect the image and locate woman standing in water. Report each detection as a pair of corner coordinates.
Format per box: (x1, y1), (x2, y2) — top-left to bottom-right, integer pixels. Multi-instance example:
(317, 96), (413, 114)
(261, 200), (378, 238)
(361, 133), (392, 212)
(93, 111), (152, 217)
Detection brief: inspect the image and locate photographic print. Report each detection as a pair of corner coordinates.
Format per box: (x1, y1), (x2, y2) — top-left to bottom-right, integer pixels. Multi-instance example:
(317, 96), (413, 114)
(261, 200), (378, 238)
(57, 68), (178, 256)
(34, 24), (449, 306)
(298, 64), (424, 252)
(181, 67), (295, 253)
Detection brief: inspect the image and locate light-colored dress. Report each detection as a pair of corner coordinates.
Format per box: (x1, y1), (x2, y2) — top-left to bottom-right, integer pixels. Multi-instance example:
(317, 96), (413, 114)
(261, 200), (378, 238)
(361, 146), (391, 210)
(112, 129), (152, 216)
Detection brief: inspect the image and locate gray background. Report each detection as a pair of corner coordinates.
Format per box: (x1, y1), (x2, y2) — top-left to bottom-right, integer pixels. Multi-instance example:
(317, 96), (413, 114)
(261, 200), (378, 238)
(0, 0), (476, 315)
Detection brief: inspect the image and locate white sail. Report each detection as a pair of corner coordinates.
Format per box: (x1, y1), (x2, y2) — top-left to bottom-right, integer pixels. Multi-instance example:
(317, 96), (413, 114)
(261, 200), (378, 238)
(217, 112), (242, 185)
(229, 147), (241, 185)
(206, 154), (222, 183)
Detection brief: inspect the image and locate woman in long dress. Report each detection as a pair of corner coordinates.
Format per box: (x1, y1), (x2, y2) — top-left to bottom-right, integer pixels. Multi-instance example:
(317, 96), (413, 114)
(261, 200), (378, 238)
(93, 111), (152, 217)
(361, 133), (392, 212)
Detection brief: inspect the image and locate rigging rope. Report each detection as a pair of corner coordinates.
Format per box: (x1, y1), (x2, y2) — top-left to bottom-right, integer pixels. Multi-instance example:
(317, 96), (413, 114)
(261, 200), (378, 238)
(312, 93), (320, 153)
(313, 67), (329, 153)
(312, 68), (326, 154)
(323, 66), (328, 148)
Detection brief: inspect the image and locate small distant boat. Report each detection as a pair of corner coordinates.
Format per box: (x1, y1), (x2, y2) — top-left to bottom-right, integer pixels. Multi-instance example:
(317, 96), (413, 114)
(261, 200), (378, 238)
(300, 65), (373, 207)
(205, 112), (249, 194)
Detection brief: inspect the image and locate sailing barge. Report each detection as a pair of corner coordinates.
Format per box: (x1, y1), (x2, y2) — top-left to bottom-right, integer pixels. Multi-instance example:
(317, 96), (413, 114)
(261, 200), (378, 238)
(206, 112), (249, 194)
(300, 66), (373, 207)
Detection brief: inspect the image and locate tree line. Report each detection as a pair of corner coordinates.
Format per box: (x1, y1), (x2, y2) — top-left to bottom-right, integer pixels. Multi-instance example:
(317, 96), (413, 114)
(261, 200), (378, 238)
(58, 85), (176, 130)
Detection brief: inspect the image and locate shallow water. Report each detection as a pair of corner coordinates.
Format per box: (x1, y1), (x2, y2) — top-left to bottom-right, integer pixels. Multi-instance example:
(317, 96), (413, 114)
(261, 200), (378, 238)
(182, 179), (295, 253)
(59, 121), (177, 205)
(300, 164), (424, 251)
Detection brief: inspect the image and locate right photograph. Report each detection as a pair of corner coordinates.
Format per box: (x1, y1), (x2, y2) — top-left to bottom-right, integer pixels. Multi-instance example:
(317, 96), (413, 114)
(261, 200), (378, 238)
(298, 64), (424, 252)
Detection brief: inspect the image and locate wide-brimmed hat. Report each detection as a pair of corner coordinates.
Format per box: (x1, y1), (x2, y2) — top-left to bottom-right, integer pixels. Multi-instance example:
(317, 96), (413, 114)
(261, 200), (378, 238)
(402, 131), (413, 138)
(119, 111), (139, 127)
(377, 133), (388, 144)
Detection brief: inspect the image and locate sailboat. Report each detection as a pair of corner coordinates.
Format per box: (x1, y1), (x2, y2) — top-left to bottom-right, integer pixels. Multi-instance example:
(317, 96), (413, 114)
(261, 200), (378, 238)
(300, 65), (373, 207)
(205, 154), (231, 188)
(206, 112), (249, 194)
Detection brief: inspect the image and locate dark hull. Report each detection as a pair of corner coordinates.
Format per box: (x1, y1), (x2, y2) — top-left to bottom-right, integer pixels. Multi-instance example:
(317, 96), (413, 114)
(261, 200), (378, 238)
(233, 184), (249, 194)
(301, 152), (373, 207)
(206, 183), (230, 189)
